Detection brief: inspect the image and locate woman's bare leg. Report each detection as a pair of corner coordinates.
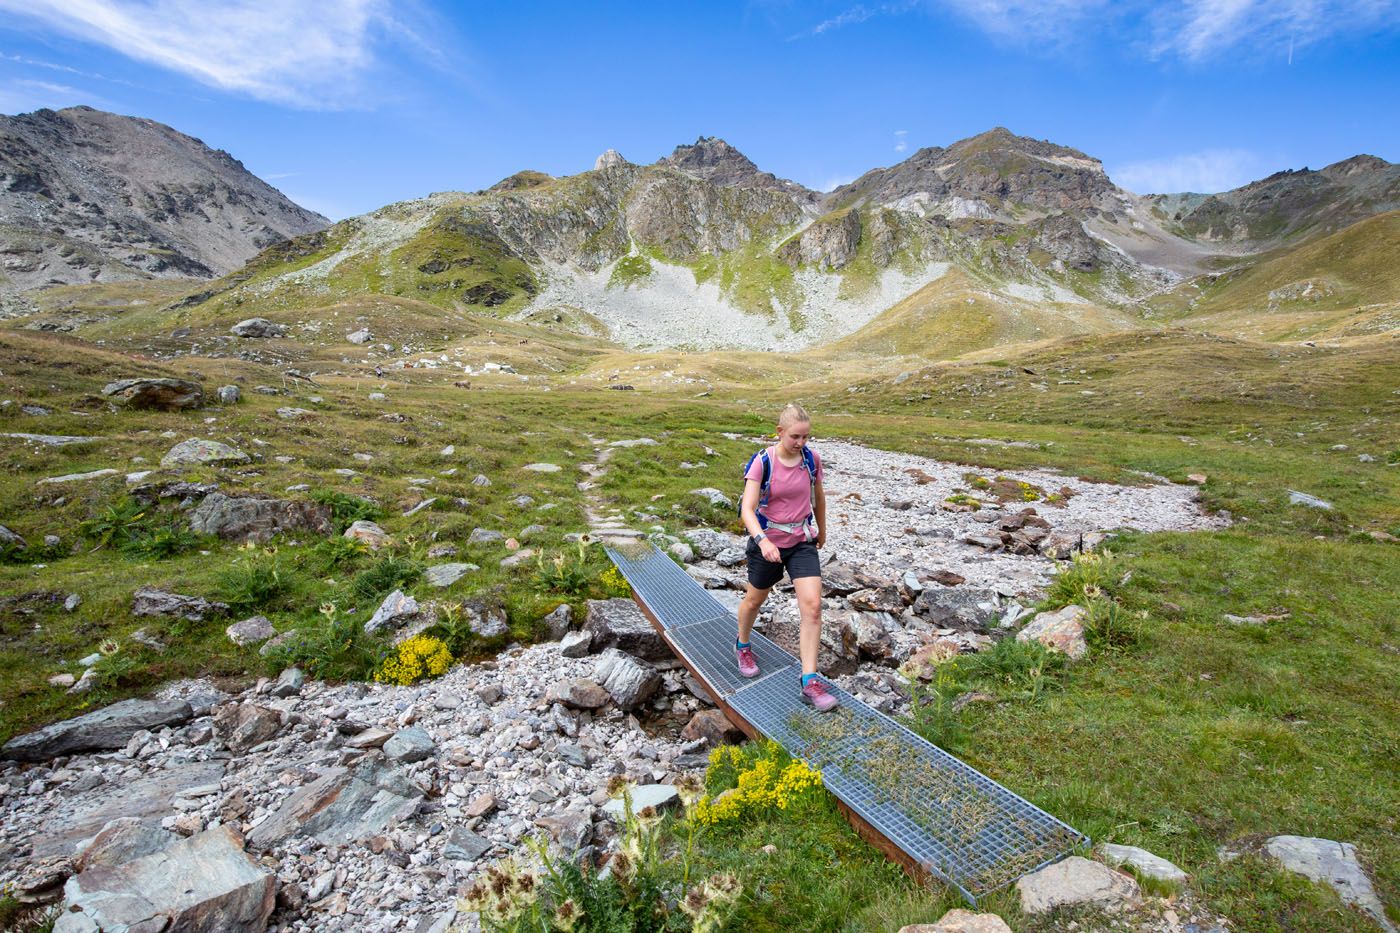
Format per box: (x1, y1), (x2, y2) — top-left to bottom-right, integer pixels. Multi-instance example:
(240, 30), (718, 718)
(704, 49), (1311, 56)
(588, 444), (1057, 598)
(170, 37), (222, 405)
(793, 576), (823, 675)
(737, 584), (770, 644)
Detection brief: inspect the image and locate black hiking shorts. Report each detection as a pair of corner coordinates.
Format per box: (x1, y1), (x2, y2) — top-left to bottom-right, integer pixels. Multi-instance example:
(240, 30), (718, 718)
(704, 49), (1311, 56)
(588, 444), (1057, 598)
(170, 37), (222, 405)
(745, 537), (821, 590)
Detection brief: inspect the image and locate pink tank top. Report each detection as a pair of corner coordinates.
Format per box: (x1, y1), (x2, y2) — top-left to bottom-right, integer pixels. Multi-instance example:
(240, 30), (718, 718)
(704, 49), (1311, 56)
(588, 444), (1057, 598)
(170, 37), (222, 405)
(745, 446), (824, 547)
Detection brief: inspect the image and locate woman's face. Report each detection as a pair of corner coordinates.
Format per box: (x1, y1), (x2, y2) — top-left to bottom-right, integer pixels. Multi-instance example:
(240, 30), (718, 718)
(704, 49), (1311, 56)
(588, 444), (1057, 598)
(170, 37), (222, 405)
(776, 420), (811, 454)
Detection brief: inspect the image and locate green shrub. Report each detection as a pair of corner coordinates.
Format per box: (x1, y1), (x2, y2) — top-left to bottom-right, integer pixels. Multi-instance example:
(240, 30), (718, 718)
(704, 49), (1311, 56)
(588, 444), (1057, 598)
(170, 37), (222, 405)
(952, 636), (1066, 701)
(1083, 598), (1144, 652)
(311, 488), (383, 531)
(121, 522), (204, 560)
(533, 542), (595, 595)
(1044, 549), (1117, 607)
(80, 497), (150, 550)
(265, 602), (388, 681)
(218, 552), (292, 611)
(350, 554), (421, 601)
(308, 535), (370, 572)
(905, 669), (968, 752)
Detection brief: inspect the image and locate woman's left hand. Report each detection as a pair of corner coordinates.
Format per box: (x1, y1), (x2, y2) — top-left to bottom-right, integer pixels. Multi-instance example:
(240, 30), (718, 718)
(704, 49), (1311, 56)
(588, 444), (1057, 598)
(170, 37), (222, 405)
(815, 531), (826, 549)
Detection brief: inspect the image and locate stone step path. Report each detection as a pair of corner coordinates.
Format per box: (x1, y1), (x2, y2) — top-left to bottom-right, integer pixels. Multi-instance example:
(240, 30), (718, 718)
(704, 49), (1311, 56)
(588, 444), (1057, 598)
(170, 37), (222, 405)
(579, 437), (649, 545)
(605, 540), (1089, 906)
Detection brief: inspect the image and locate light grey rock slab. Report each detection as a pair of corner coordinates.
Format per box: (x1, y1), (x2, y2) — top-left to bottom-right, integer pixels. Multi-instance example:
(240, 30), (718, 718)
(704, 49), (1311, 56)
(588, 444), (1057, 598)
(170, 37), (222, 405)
(2, 698), (193, 762)
(1264, 835), (1394, 932)
(1099, 843), (1188, 884)
(383, 727), (435, 763)
(1015, 855), (1138, 914)
(424, 562), (477, 587)
(246, 759), (423, 850)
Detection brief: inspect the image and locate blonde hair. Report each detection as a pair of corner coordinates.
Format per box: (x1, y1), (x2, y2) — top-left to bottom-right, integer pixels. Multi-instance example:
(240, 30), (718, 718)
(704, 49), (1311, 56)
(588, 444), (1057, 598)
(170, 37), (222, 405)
(777, 402), (810, 429)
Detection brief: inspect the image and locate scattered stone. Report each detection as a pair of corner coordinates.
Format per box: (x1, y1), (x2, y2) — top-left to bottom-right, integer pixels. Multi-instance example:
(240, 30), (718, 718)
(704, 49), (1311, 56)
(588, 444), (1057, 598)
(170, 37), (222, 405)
(226, 615), (276, 647)
(545, 678), (610, 710)
(462, 598), (510, 639)
(927, 569), (966, 587)
(48, 673), (76, 688)
(345, 727), (394, 749)
(101, 378), (204, 411)
(594, 649), (662, 709)
(247, 759), (424, 849)
(1187, 473), (1208, 485)
(132, 587), (227, 622)
(464, 794), (497, 818)
(230, 317), (287, 338)
(160, 438), (250, 468)
(1263, 835), (1394, 931)
(347, 328), (372, 344)
(271, 667), (304, 697)
(276, 406), (312, 420)
(217, 385), (240, 404)
(37, 468), (121, 486)
(189, 492), (333, 543)
(64, 593), (81, 612)
(681, 709), (745, 748)
(584, 598), (669, 661)
(344, 519), (390, 549)
(1288, 490), (1333, 510)
(602, 784), (679, 820)
(212, 703), (284, 754)
(542, 603), (573, 640)
(365, 590), (422, 635)
(560, 630), (592, 658)
(403, 497), (438, 517)
(499, 548), (536, 568)
(522, 463), (562, 473)
(57, 825), (276, 933)
(0, 523), (27, 549)
(2, 698), (193, 762)
(1016, 604), (1088, 659)
(2, 432), (105, 446)
(898, 909), (1013, 932)
(1100, 843), (1188, 884)
(468, 527), (504, 545)
(424, 562), (477, 587)
(443, 828), (492, 862)
(683, 528), (740, 559)
(689, 487), (733, 509)
(534, 809), (593, 853)
(913, 586), (1001, 631)
(74, 818), (177, 873)
(1016, 855), (1139, 914)
(383, 727), (435, 763)
(129, 628), (166, 653)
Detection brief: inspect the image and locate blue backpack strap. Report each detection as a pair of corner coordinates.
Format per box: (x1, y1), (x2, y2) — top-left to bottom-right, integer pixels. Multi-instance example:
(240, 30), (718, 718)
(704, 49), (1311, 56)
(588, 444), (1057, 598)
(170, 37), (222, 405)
(801, 446), (817, 528)
(741, 448), (774, 529)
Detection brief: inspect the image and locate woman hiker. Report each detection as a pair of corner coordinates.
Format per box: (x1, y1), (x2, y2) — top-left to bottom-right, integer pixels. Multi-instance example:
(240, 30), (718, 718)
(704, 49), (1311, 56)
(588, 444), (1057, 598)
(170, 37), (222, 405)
(735, 403), (838, 712)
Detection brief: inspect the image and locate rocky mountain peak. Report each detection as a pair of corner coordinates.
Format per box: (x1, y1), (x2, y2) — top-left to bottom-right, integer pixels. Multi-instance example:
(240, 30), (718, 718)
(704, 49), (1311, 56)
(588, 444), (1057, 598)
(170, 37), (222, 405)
(1, 105), (327, 299)
(593, 149), (628, 171)
(654, 136), (816, 202)
(1320, 153), (1391, 179)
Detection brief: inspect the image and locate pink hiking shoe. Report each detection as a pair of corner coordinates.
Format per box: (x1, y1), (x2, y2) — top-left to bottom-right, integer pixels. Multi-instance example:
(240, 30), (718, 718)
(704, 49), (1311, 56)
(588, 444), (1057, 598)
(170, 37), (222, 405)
(736, 644), (759, 678)
(801, 677), (838, 712)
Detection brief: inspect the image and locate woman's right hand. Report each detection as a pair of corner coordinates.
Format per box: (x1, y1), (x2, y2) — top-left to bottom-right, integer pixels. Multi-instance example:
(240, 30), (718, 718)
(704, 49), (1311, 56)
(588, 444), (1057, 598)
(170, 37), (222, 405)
(759, 538), (781, 562)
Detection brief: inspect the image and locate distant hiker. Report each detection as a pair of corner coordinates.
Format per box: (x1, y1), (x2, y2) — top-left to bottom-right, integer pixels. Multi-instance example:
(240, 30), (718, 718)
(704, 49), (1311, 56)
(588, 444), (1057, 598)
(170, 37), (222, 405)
(736, 403), (837, 712)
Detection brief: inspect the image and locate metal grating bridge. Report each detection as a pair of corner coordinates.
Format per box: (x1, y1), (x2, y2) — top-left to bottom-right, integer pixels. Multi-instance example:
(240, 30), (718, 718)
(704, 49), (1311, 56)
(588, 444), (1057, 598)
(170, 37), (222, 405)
(605, 541), (1087, 904)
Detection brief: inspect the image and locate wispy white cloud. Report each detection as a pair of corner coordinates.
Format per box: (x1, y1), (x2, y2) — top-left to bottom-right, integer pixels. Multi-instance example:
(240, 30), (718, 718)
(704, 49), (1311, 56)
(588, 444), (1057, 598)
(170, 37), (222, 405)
(788, 1), (918, 39)
(934, 0), (1109, 47)
(0, 77), (114, 114)
(0, 0), (442, 109)
(894, 128), (908, 153)
(1110, 148), (1267, 194)
(813, 173), (858, 192)
(1150, 0), (1400, 61)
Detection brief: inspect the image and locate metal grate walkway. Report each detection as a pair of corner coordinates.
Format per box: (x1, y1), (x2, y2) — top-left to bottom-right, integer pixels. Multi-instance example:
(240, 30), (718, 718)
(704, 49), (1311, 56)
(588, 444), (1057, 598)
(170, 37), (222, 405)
(606, 541), (1087, 904)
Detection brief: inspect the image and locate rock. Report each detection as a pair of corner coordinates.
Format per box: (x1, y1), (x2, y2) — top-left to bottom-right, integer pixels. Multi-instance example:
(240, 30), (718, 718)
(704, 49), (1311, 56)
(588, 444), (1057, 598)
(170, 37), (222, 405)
(230, 317), (287, 338)
(0, 523), (27, 549)
(913, 586), (1001, 631)
(898, 909), (1012, 932)
(467, 527), (504, 545)
(847, 611), (894, 661)
(926, 569), (966, 587)
(65, 592), (82, 612)
(765, 607), (859, 676)
(1016, 605), (1088, 659)
(464, 793), (498, 818)
(1016, 855), (1138, 914)
(132, 587), (227, 621)
(1263, 835), (1394, 931)
(1039, 531), (1082, 560)
(344, 519), (390, 549)
(276, 406), (312, 419)
(226, 615), (276, 647)
(542, 603), (573, 639)
(668, 541), (696, 563)
(365, 590), (421, 635)
(49, 673), (76, 688)
(522, 462), (562, 473)
(1099, 843), (1188, 884)
(160, 438), (250, 468)
(1288, 490), (1333, 509)
(462, 598), (510, 639)
(545, 678), (610, 709)
(247, 759), (424, 849)
(535, 809), (593, 853)
(1, 432), (105, 446)
(714, 546), (746, 567)
(56, 825), (275, 933)
(683, 528), (740, 559)
(848, 585), (905, 614)
(345, 727), (394, 749)
(383, 727), (435, 763)
(212, 702), (283, 754)
(444, 828), (492, 862)
(1186, 473), (1208, 485)
(681, 709), (745, 748)
(500, 547), (536, 568)
(899, 641), (960, 681)
(217, 385), (240, 404)
(584, 598), (668, 660)
(37, 468), (121, 485)
(189, 492), (333, 543)
(424, 562), (476, 587)
(271, 667), (304, 697)
(74, 818), (177, 873)
(595, 649), (662, 709)
(101, 378), (204, 411)
(603, 784), (679, 819)
(560, 630), (592, 658)
(129, 628), (166, 653)
(690, 487), (733, 509)
(347, 328), (372, 344)
(820, 561), (866, 596)
(594, 148), (627, 170)
(2, 698), (193, 762)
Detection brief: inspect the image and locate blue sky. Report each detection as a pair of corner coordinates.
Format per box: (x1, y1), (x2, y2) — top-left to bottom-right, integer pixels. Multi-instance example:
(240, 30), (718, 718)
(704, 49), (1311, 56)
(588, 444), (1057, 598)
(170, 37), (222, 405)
(1, 1), (1397, 220)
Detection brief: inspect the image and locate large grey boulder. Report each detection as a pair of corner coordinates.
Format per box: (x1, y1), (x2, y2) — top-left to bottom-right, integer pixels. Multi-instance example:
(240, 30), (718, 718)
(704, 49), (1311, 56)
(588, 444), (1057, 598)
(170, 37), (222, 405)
(188, 493), (333, 543)
(594, 648), (662, 710)
(1263, 836), (1395, 932)
(2, 698), (193, 762)
(1015, 855), (1138, 914)
(247, 759), (423, 850)
(226, 615), (276, 647)
(1016, 605), (1088, 659)
(0, 523), (27, 550)
(55, 825), (276, 933)
(230, 317), (287, 338)
(541, 603), (573, 640)
(213, 702), (284, 755)
(913, 586), (1002, 631)
(545, 679), (610, 710)
(584, 598), (668, 661)
(1099, 843), (1188, 884)
(161, 438), (251, 468)
(365, 590), (421, 635)
(101, 378), (204, 411)
(898, 909), (1012, 932)
(75, 818), (178, 873)
(683, 528), (741, 560)
(383, 727), (435, 763)
(132, 587), (228, 621)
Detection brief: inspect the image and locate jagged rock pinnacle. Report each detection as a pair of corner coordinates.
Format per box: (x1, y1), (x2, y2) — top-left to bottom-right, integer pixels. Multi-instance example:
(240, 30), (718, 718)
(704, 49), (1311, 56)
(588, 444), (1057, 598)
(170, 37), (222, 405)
(594, 149), (627, 171)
